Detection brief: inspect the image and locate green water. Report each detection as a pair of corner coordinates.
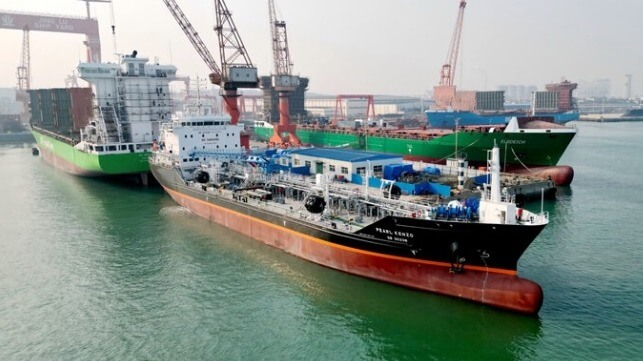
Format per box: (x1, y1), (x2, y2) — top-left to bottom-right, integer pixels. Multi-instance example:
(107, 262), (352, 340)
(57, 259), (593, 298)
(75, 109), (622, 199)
(0, 122), (641, 360)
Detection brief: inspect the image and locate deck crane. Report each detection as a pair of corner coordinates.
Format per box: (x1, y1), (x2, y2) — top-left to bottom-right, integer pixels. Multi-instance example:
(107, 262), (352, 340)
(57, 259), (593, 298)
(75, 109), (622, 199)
(434, 0), (467, 109)
(267, 0), (301, 147)
(161, 0), (258, 148)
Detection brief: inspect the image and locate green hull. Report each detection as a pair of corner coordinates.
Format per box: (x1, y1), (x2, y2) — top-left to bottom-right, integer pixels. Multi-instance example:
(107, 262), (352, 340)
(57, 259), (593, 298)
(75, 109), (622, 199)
(254, 126), (274, 142)
(32, 129), (151, 176)
(255, 126), (575, 167)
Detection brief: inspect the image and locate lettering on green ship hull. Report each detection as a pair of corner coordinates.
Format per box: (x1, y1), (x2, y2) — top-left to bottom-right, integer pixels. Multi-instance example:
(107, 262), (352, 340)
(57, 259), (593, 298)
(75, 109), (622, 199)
(253, 126), (574, 167)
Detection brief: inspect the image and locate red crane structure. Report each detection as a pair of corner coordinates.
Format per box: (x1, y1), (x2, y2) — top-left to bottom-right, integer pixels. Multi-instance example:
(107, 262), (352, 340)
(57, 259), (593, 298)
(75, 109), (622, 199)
(214, 0), (259, 128)
(0, 9), (102, 64)
(433, 0), (467, 109)
(333, 94), (375, 125)
(267, 0), (301, 147)
(1, 0), (108, 121)
(162, 0), (258, 148)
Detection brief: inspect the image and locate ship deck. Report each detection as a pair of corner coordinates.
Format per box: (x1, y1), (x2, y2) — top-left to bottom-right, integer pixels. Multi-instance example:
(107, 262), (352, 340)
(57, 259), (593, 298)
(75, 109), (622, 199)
(194, 174), (438, 234)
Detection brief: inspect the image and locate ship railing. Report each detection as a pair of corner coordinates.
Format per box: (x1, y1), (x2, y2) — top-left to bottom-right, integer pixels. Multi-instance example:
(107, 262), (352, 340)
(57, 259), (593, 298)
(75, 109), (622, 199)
(268, 172), (435, 219)
(520, 210), (549, 225)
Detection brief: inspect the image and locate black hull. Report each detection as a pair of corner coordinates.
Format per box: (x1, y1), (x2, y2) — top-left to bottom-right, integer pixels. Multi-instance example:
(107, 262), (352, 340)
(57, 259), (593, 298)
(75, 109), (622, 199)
(152, 163), (544, 273)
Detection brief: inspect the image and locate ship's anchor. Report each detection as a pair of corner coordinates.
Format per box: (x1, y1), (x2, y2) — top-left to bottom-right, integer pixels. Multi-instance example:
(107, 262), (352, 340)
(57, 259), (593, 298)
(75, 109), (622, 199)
(450, 241), (466, 274)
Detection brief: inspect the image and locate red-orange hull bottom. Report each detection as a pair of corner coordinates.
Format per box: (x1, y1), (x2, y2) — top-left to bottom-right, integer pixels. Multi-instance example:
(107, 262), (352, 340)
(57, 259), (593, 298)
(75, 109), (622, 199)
(164, 187), (543, 314)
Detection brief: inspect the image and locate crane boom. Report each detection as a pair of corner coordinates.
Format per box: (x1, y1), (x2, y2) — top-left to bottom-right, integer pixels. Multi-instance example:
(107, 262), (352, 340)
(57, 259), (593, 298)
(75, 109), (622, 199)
(214, 0), (258, 90)
(161, 0), (222, 84)
(268, 0), (293, 76)
(266, 0), (301, 147)
(439, 0), (467, 87)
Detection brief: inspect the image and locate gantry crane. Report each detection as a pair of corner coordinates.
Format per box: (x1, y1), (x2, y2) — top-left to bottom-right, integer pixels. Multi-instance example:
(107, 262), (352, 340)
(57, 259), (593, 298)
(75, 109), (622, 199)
(433, 0), (467, 109)
(16, 29), (30, 94)
(333, 95), (375, 125)
(1, 1), (107, 122)
(267, 0), (301, 147)
(162, 0), (258, 148)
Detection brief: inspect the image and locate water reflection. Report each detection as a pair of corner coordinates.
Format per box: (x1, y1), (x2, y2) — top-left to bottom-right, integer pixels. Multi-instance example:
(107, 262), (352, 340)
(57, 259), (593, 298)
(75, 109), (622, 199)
(162, 206), (543, 360)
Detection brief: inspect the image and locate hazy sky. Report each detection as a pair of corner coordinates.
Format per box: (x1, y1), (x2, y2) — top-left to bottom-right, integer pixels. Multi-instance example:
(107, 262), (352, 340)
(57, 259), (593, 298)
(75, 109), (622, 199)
(1, 0), (641, 97)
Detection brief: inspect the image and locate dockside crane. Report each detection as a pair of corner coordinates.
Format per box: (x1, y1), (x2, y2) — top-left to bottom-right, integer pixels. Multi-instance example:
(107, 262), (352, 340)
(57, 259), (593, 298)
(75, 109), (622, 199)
(15, 29), (30, 123)
(213, 0), (259, 127)
(161, 0), (222, 83)
(434, 0), (467, 109)
(162, 0), (258, 148)
(267, 0), (301, 147)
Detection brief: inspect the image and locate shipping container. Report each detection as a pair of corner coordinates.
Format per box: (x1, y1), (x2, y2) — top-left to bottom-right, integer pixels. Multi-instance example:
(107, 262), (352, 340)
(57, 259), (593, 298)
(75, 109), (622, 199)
(475, 91), (505, 111)
(534, 91), (558, 111)
(28, 88), (92, 137)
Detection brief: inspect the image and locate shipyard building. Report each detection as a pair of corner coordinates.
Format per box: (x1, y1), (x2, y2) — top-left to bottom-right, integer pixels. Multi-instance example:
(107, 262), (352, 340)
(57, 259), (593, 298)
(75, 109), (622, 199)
(288, 147), (402, 182)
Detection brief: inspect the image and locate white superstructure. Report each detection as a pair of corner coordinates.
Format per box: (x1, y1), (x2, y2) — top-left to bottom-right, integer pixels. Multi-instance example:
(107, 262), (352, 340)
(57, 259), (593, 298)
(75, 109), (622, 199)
(158, 114), (245, 168)
(76, 51), (177, 153)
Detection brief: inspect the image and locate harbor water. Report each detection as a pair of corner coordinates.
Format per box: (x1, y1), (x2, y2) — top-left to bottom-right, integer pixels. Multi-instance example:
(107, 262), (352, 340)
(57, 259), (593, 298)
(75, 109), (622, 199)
(1, 122), (641, 360)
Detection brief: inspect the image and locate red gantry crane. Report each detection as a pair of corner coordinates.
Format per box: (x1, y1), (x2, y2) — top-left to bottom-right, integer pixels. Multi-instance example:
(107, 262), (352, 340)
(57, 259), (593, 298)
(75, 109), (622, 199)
(162, 0), (258, 148)
(267, 0), (301, 147)
(433, 0), (467, 109)
(1, 0), (108, 121)
(333, 95), (375, 125)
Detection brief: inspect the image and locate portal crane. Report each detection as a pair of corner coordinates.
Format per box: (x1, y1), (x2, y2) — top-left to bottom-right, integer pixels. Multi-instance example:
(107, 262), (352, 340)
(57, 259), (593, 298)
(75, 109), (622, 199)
(267, 0), (301, 147)
(162, 0), (258, 142)
(214, 0), (259, 129)
(439, 0), (466, 87)
(161, 0), (222, 84)
(433, 0), (467, 109)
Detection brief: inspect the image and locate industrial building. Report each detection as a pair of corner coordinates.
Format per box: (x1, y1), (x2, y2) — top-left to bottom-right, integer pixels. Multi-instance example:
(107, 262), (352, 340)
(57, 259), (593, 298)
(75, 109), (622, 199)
(288, 147), (402, 182)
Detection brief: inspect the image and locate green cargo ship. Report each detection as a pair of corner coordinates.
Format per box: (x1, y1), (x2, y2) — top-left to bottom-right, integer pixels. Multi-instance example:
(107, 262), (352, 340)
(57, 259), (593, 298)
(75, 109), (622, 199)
(31, 126), (151, 177)
(252, 118), (576, 169)
(29, 52), (178, 181)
